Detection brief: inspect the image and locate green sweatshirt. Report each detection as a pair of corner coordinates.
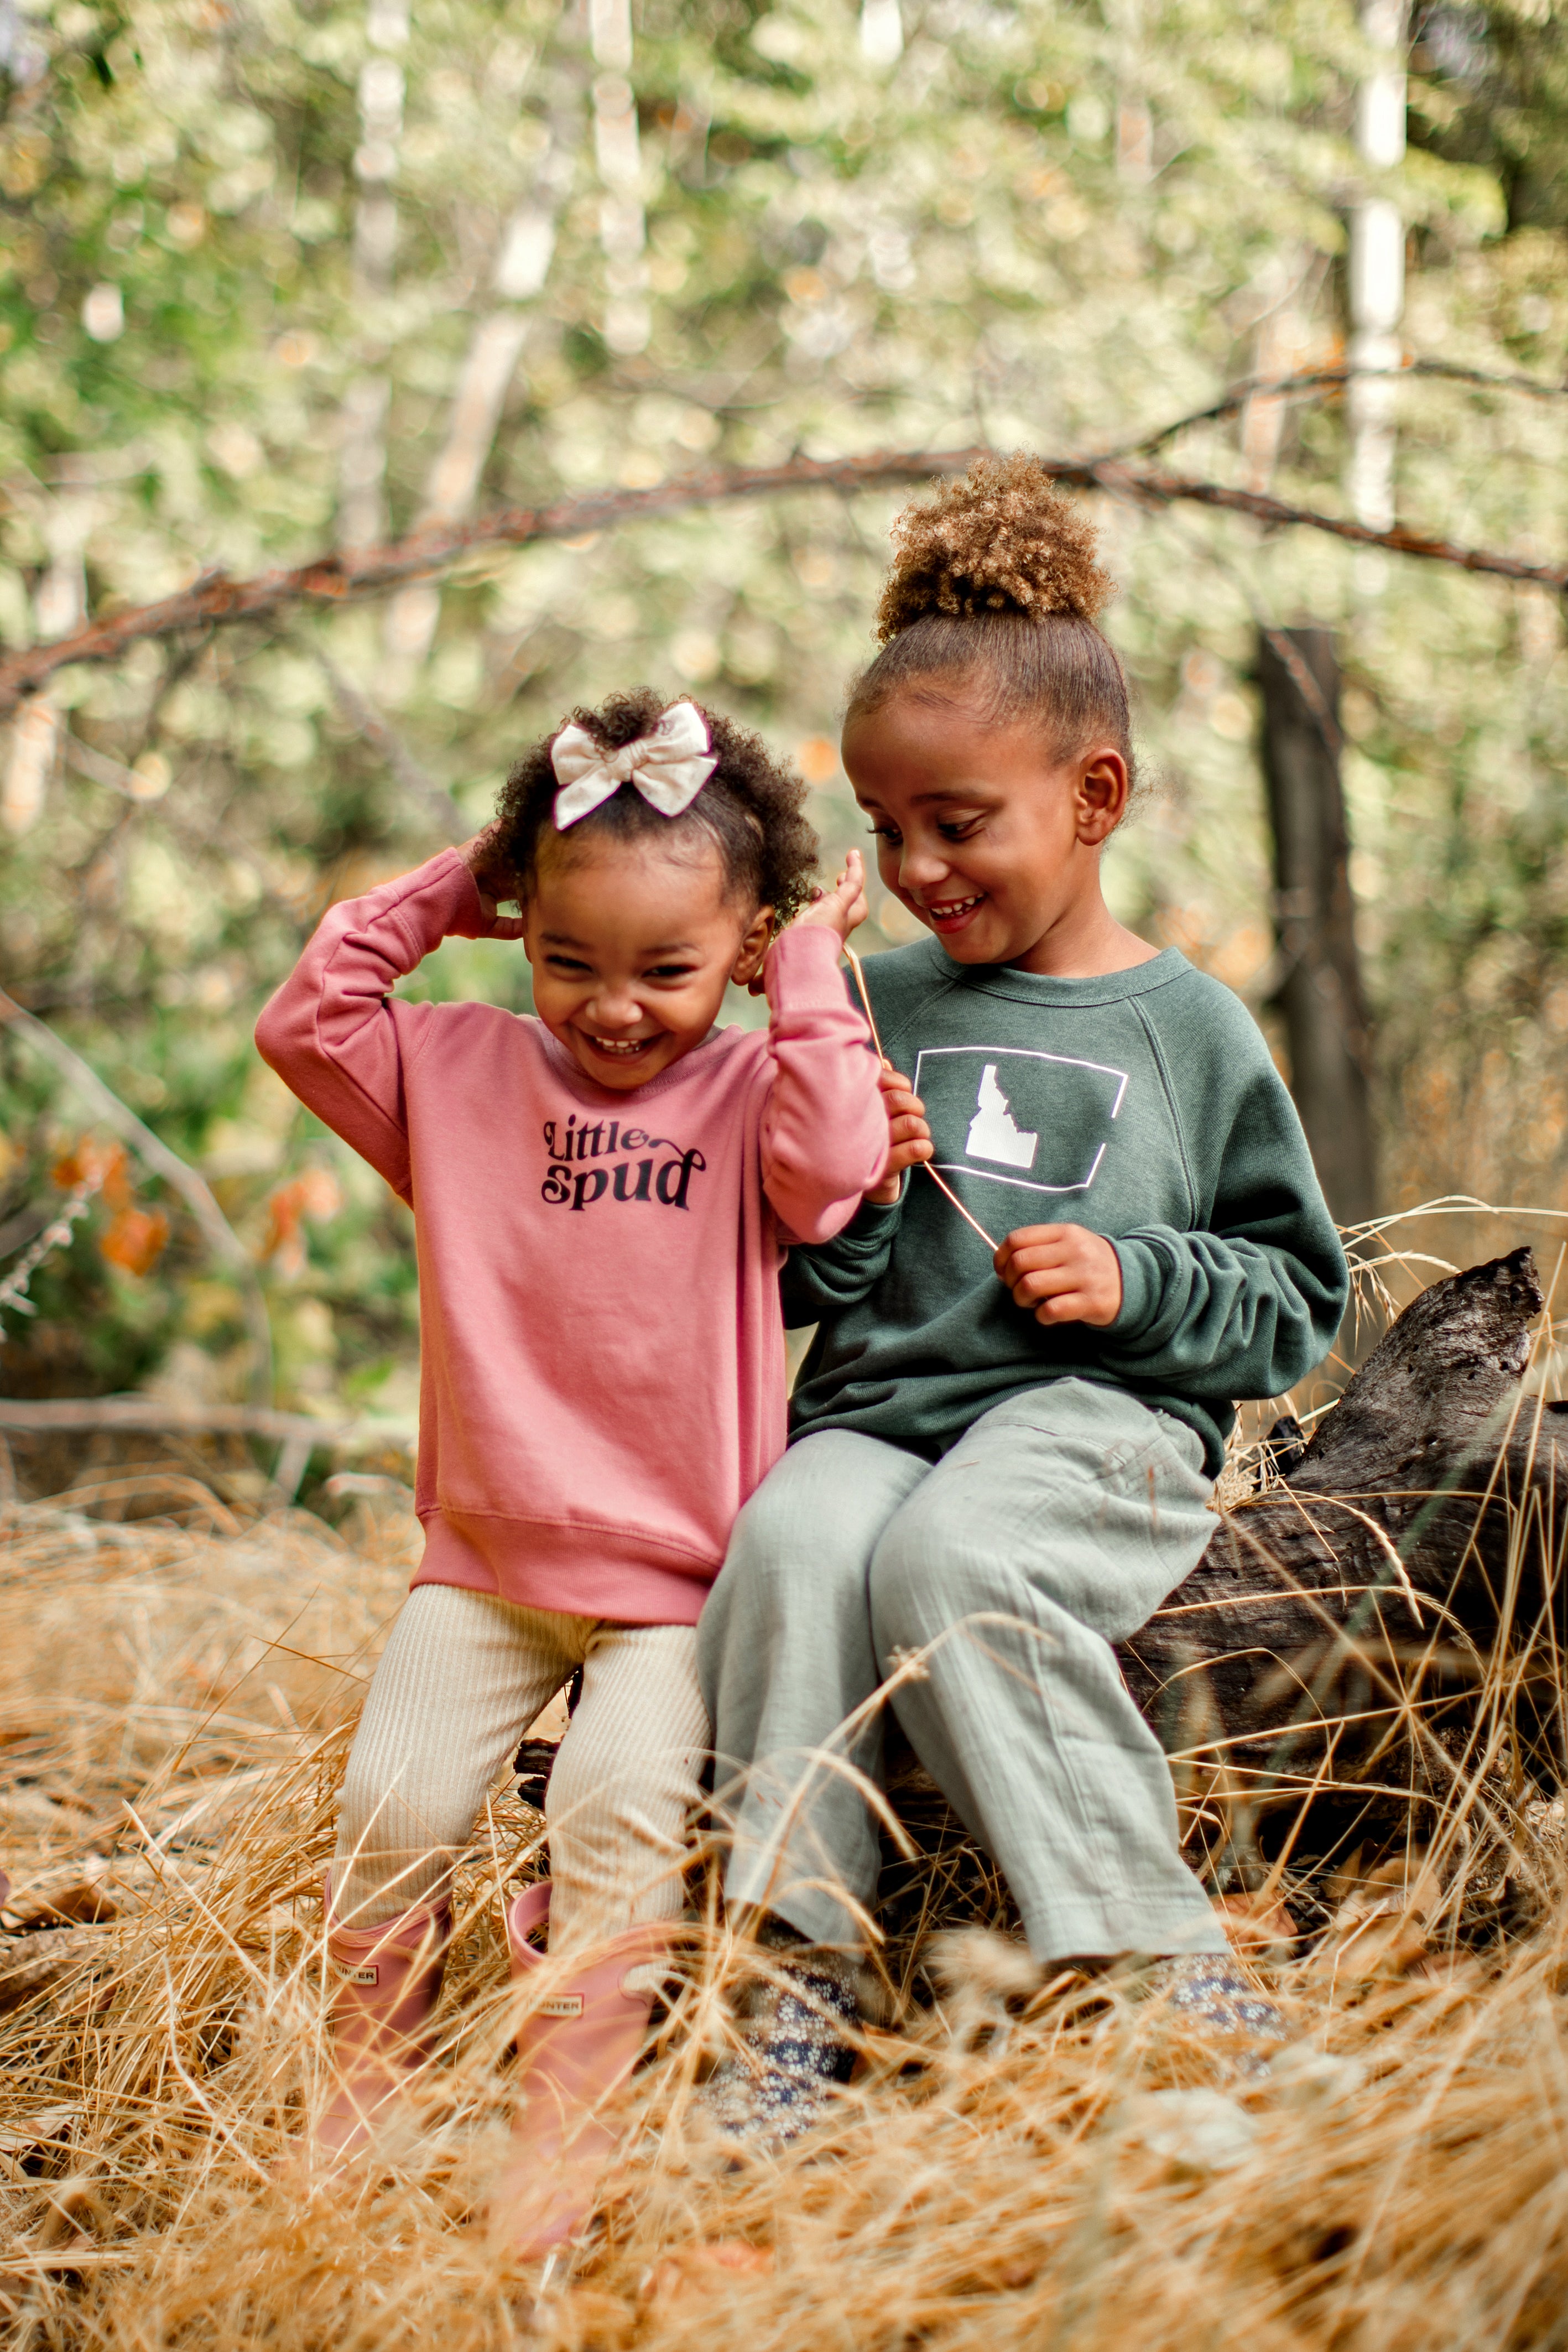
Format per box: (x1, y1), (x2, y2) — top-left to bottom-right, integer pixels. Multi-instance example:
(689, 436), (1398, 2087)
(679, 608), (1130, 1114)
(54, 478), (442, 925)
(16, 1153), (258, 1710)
(784, 937), (1349, 1475)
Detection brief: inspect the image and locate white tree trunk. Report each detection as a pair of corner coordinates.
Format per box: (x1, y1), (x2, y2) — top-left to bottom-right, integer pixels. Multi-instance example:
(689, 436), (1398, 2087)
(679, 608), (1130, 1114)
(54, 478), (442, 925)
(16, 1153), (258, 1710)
(1347, 0), (1407, 538)
(338, 0), (410, 550)
(2, 497), (90, 838)
(592, 0), (649, 357)
(382, 131), (571, 674)
(860, 0), (903, 66)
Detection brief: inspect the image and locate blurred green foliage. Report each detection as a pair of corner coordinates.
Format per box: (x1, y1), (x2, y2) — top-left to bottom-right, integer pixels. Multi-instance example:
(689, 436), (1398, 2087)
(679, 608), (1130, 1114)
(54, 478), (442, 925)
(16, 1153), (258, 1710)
(1, 0), (1566, 1432)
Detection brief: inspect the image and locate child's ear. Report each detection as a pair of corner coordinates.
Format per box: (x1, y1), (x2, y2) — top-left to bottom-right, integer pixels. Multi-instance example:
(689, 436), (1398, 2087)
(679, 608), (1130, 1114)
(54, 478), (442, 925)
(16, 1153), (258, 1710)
(1075, 748), (1129, 845)
(730, 904), (776, 986)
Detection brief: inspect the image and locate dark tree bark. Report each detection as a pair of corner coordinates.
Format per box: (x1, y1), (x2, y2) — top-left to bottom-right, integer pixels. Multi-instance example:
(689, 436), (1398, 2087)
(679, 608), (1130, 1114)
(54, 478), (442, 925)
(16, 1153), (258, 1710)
(1258, 626), (1378, 1227)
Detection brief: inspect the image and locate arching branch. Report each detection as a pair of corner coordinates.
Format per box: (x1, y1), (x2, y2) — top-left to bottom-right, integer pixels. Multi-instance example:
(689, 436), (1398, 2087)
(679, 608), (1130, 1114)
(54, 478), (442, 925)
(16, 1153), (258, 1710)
(2, 436), (1565, 716)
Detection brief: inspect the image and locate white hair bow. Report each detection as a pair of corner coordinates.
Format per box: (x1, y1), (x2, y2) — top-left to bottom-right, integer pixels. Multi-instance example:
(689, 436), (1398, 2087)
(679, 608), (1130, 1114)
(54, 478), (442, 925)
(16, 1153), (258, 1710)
(549, 699), (718, 830)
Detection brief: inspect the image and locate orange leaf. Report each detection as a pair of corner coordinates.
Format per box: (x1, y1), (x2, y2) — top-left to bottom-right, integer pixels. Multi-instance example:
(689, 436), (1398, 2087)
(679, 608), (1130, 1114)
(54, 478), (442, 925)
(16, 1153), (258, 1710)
(51, 1138), (127, 1197)
(263, 1171), (341, 1275)
(98, 1206), (169, 1277)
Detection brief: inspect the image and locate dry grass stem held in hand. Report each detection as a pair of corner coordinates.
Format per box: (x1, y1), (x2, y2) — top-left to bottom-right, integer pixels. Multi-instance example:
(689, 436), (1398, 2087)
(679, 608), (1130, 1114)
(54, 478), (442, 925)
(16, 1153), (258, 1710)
(843, 941), (1000, 1253)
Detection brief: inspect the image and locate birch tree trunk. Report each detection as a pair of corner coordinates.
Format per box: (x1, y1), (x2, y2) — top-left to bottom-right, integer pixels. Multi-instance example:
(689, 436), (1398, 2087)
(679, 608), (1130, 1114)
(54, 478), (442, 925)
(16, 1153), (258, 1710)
(591, 0), (650, 357)
(338, 0), (410, 552)
(2, 491), (90, 839)
(860, 0), (903, 66)
(1347, 0), (1408, 549)
(382, 119), (573, 677)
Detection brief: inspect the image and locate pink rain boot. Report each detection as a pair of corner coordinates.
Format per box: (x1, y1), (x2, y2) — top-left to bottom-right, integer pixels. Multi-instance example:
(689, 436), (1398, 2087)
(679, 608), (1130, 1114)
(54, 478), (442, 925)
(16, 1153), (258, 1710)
(316, 1877), (452, 2158)
(496, 1882), (673, 2257)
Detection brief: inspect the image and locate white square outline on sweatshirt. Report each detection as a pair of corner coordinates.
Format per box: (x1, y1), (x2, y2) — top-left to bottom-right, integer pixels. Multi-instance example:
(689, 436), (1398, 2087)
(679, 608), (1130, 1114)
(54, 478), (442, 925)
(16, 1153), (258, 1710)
(912, 1044), (1130, 1198)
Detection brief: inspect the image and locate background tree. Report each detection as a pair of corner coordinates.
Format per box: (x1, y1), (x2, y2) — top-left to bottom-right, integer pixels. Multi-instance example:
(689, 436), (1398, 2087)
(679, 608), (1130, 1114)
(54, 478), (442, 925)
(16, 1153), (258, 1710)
(1, 0), (1565, 1489)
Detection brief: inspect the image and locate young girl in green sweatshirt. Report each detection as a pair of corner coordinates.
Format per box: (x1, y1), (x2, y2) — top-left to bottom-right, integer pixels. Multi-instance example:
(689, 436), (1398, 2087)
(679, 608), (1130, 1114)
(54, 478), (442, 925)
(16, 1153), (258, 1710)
(695, 455), (1351, 2145)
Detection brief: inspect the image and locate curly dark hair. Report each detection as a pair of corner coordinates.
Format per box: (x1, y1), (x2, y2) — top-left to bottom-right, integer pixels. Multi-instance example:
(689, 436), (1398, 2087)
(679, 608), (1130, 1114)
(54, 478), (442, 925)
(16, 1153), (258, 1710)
(847, 455), (1136, 793)
(874, 451), (1112, 638)
(491, 689), (819, 928)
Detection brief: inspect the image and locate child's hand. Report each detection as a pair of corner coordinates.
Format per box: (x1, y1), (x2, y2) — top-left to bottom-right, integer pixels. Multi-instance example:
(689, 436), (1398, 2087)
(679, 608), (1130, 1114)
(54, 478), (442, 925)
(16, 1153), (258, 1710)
(791, 847), (869, 944)
(866, 1067), (933, 1205)
(460, 827), (527, 940)
(993, 1224), (1124, 1328)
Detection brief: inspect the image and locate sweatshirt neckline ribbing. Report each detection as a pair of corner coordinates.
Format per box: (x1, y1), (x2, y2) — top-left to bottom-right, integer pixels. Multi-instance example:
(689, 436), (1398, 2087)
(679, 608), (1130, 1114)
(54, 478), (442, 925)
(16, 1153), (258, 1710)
(911, 936), (1192, 1008)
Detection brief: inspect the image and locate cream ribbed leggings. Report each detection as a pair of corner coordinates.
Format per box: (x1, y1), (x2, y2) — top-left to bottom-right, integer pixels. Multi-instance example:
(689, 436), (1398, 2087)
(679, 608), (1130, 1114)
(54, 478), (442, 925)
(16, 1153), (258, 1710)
(332, 1583), (709, 1953)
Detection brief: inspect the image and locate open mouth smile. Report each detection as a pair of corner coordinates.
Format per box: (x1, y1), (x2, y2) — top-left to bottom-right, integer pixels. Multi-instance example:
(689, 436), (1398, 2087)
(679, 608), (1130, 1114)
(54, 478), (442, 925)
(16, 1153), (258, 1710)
(923, 892), (986, 928)
(582, 1034), (655, 1058)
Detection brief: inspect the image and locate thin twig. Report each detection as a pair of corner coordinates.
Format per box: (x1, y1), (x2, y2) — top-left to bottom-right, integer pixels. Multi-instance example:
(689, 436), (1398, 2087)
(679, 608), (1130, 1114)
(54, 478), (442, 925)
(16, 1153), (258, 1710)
(311, 649), (471, 844)
(1117, 356), (1568, 462)
(0, 1174), (102, 1325)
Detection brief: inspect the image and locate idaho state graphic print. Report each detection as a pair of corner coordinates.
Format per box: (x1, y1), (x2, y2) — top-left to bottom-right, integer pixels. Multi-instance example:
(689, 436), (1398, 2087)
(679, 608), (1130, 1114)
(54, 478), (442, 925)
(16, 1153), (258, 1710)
(912, 1047), (1129, 1208)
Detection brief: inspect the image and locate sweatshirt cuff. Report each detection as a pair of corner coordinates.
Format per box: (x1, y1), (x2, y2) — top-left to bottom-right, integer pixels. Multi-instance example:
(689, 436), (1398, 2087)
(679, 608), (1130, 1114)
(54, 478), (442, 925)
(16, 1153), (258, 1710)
(840, 1194), (904, 1244)
(1110, 1234), (1170, 1341)
(419, 849), (489, 940)
(763, 923), (863, 1014)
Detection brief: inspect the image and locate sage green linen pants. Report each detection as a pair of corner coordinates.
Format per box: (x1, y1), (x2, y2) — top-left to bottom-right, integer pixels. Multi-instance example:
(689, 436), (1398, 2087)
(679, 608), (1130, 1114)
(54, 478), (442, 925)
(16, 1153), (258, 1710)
(697, 1377), (1228, 1962)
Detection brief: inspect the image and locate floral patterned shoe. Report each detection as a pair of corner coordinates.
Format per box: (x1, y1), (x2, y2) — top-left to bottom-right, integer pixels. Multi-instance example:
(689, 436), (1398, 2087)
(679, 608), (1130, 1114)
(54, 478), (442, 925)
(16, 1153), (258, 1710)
(1145, 1953), (1289, 2076)
(697, 1944), (861, 2152)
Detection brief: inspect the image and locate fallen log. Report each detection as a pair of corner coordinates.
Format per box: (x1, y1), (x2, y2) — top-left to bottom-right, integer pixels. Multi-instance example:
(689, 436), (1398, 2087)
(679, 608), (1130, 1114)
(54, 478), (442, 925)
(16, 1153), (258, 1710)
(1116, 1247), (1566, 1860)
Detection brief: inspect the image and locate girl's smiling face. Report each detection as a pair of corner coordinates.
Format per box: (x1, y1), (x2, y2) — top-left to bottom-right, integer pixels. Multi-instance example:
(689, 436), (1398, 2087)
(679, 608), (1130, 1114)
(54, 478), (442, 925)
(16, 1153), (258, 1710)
(524, 834), (772, 1091)
(842, 684), (1147, 977)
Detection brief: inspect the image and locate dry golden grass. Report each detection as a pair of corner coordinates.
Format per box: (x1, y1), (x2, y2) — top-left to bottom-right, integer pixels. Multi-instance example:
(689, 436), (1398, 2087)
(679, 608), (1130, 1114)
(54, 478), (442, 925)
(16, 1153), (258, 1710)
(3, 1474), (1568, 2351)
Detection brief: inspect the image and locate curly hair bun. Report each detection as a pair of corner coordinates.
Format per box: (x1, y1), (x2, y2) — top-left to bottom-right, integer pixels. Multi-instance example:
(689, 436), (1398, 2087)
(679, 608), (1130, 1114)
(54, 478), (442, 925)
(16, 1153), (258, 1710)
(876, 453), (1112, 643)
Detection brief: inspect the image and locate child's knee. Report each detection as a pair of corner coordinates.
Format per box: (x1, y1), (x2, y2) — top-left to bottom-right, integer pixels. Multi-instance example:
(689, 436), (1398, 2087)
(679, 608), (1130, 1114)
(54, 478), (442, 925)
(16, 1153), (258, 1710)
(868, 1494), (1014, 1656)
(548, 1705), (701, 1842)
(715, 1435), (911, 1614)
(712, 1495), (871, 1649)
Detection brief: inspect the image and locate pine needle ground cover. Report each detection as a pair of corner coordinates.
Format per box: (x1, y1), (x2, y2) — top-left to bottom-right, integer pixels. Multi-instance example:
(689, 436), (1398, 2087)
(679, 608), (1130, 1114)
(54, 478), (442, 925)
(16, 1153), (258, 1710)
(2, 1482), (1566, 2352)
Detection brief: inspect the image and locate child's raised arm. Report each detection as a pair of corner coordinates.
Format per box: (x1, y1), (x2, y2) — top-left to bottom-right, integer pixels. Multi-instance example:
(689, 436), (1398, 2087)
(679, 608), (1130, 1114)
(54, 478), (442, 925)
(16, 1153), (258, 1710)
(757, 849), (891, 1245)
(255, 848), (501, 1200)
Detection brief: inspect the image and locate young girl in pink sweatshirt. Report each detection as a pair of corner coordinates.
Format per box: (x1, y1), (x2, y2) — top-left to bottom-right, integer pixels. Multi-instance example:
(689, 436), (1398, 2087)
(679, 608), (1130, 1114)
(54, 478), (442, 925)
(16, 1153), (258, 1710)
(255, 688), (888, 2244)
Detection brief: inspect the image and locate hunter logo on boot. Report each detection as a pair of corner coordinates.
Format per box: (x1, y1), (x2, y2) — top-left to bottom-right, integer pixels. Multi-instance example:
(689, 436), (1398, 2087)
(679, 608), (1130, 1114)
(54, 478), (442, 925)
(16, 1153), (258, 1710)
(539, 1994), (586, 2017)
(337, 1963), (379, 1986)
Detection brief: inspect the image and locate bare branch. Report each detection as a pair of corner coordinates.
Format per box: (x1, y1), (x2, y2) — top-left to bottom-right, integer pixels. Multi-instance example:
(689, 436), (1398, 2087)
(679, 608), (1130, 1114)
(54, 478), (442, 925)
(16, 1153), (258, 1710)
(1119, 357), (1568, 461)
(1087, 455), (1568, 585)
(0, 1395), (408, 1506)
(0, 1397), (345, 1440)
(0, 989), (273, 1406)
(3, 441), (1565, 715)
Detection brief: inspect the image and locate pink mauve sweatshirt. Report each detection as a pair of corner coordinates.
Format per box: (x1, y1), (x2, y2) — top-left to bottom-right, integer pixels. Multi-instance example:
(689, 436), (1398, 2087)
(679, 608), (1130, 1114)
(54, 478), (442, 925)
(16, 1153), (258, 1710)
(254, 850), (887, 1625)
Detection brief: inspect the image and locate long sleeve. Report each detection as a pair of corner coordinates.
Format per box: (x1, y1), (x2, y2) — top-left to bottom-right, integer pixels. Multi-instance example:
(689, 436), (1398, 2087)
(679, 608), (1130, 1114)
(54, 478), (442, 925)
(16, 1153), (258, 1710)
(1104, 1060), (1348, 1400)
(780, 1196), (902, 1324)
(758, 926), (888, 1246)
(254, 850), (486, 1200)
